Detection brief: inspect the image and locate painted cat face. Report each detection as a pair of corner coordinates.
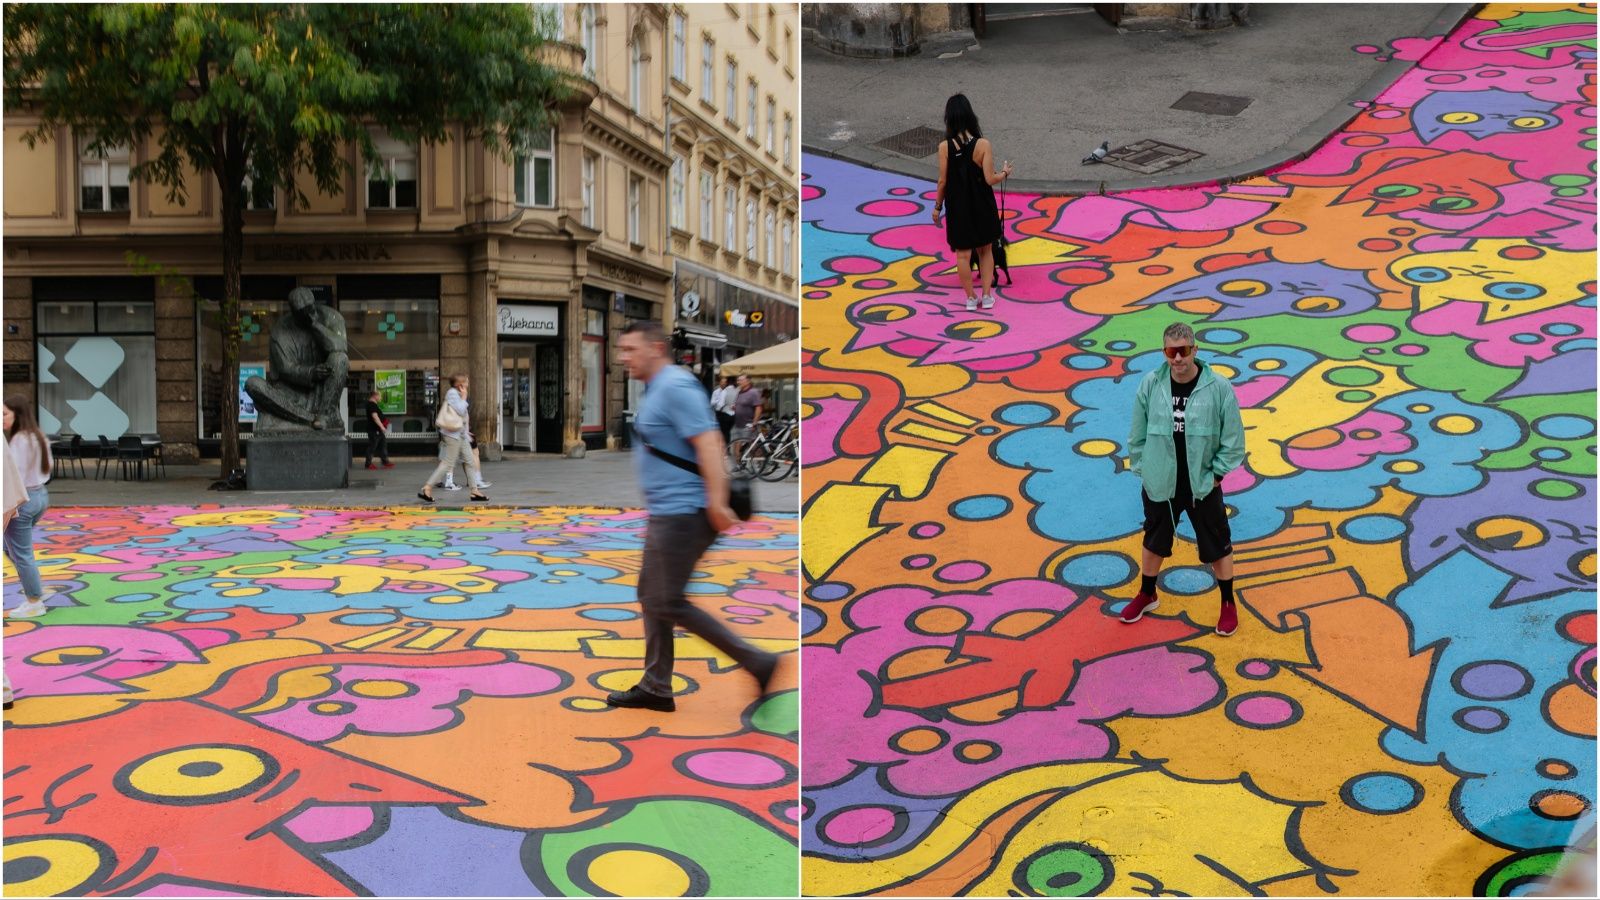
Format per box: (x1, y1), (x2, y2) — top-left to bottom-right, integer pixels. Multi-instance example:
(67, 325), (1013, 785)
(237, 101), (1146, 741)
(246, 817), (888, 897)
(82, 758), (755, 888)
(1412, 88), (1561, 143)
(1344, 152), (1517, 217)
(844, 291), (1096, 367)
(1391, 240), (1585, 322)
(1137, 259), (1384, 321)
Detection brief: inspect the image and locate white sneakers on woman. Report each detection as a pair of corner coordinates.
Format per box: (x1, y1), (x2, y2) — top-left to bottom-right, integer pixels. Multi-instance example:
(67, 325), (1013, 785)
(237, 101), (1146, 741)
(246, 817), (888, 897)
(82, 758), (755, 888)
(7, 599), (47, 619)
(964, 293), (997, 312)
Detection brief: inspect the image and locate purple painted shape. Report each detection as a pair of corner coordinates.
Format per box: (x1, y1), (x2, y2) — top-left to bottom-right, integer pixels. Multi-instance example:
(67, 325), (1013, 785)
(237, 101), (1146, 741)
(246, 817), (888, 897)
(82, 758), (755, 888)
(321, 805), (542, 897)
(2, 625), (203, 696)
(803, 767), (950, 860)
(1495, 348), (1598, 400)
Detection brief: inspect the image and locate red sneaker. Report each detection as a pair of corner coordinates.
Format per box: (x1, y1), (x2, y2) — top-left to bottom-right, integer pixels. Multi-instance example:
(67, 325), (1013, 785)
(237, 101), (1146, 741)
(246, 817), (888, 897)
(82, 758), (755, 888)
(382, 462), (395, 468)
(365, 463), (377, 470)
(1119, 592), (1159, 624)
(1216, 600), (1238, 636)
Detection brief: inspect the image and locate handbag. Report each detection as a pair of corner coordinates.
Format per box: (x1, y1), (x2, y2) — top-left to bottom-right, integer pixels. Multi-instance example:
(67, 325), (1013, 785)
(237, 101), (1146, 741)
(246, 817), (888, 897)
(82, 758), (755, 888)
(435, 403), (464, 432)
(637, 434), (753, 521)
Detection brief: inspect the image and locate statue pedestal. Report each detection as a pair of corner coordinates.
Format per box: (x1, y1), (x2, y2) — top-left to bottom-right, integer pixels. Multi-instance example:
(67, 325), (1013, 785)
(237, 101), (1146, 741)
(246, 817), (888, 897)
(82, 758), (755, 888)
(246, 431), (350, 491)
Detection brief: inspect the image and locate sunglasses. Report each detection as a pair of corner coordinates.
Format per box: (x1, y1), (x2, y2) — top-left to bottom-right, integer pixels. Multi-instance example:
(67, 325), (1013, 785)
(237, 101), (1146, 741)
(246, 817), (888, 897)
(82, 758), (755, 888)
(1163, 345), (1195, 359)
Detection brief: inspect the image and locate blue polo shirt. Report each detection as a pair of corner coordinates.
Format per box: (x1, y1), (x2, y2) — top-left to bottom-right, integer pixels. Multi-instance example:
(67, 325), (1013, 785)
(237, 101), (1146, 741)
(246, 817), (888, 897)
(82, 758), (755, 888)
(634, 365), (718, 515)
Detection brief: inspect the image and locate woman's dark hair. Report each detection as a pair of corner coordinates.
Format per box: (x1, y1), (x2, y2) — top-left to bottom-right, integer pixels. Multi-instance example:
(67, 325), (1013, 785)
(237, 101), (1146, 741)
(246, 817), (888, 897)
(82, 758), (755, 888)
(944, 93), (982, 141)
(3, 395), (51, 477)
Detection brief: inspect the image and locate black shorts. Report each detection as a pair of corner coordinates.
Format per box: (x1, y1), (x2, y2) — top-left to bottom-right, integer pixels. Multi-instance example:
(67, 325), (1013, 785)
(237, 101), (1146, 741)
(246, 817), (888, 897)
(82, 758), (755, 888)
(1142, 486), (1233, 564)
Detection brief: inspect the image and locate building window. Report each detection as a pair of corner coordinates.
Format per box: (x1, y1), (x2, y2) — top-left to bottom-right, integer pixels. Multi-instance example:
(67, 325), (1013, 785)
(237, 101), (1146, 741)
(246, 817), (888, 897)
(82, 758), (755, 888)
(725, 60), (738, 125)
(702, 37), (715, 101)
(764, 209), (776, 267)
(35, 295), (156, 438)
(746, 80), (758, 139)
(724, 185), (737, 252)
(767, 5), (777, 47)
(745, 197), (757, 261)
(628, 174), (642, 246)
(700, 171), (714, 242)
(766, 98), (776, 154)
(782, 217), (793, 275)
(538, 2), (566, 40)
(672, 12), (686, 82)
(670, 155), (686, 230)
(580, 4), (597, 79)
(630, 37), (645, 115)
(582, 308), (606, 433)
(242, 167), (275, 211)
(514, 128), (556, 208)
(78, 138), (130, 212)
(366, 131), (417, 210)
(783, 114), (793, 167)
(785, 25), (794, 69)
(581, 152), (597, 228)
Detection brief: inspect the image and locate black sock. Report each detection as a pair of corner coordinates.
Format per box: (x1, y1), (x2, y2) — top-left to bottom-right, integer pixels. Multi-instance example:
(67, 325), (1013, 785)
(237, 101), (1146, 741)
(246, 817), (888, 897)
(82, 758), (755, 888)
(1218, 577), (1235, 605)
(1140, 573), (1157, 596)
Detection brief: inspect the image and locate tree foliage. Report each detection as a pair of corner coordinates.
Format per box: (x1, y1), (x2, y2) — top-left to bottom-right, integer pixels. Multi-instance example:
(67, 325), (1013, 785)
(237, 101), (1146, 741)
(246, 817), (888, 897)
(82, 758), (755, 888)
(4, 3), (572, 472)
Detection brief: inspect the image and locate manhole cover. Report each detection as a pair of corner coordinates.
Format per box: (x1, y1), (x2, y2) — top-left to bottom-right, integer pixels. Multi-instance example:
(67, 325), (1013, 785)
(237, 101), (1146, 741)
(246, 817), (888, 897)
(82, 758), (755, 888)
(872, 125), (946, 159)
(1100, 139), (1206, 174)
(1170, 91), (1253, 116)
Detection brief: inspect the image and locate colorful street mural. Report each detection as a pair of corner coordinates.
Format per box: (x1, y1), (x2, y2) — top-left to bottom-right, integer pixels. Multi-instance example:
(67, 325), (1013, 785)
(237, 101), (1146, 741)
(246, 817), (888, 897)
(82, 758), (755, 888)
(800, 5), (1596, 896)
(3, 506), (799, 897)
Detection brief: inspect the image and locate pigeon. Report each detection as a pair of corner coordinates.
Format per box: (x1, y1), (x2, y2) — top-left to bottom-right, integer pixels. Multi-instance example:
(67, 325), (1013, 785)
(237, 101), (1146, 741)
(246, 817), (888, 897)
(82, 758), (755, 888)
(1082, 141), (1110, 164)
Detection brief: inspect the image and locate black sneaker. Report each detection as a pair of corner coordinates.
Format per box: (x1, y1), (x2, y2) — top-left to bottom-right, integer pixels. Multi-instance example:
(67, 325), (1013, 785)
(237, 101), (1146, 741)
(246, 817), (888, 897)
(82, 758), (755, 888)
(605, 685), (675, 712)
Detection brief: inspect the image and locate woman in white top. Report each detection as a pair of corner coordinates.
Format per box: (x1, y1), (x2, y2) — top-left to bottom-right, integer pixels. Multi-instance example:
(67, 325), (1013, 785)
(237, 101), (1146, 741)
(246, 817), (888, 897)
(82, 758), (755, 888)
(4, 395), (53, 618)
(418, 373), (487, 503)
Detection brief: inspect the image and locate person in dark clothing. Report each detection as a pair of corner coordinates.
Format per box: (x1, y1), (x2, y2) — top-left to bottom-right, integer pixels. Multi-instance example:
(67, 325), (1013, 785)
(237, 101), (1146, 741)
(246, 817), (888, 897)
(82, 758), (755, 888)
(932, 93), (1013, 312)
(364, 390), (393, 469)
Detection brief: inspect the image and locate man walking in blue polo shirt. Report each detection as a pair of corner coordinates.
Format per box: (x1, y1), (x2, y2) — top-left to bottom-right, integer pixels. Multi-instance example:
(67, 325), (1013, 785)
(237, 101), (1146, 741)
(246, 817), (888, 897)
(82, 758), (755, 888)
(608, 320), (781, 712)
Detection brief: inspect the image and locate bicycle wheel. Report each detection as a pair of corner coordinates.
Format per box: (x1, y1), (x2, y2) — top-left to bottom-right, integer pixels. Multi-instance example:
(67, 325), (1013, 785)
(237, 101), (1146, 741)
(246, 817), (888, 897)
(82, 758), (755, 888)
(758, 439), (797, 481)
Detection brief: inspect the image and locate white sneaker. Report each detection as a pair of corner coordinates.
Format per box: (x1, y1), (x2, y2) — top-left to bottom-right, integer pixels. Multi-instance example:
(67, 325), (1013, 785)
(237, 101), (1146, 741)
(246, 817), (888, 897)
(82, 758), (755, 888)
(8, 599), (47, 619)
(443, 482), (461, 491)
(474, 481), (492, 489)
(965, 296), (978, 312)
(981, 294), (996, 310)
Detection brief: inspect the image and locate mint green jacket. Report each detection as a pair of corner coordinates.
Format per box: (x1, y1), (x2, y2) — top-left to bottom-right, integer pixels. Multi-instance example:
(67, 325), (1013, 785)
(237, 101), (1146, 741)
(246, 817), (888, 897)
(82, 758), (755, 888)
(1127, 360), (1246, 502)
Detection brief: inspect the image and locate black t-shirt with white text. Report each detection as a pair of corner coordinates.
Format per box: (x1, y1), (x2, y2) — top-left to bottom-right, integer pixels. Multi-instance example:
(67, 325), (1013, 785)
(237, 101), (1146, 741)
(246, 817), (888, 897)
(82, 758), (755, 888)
(1171, 376), (1197, 501)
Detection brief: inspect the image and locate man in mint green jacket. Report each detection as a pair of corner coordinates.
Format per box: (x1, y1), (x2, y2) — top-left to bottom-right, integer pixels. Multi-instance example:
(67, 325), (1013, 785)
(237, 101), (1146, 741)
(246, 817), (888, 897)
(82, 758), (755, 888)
(1119, 323), (1247, 635)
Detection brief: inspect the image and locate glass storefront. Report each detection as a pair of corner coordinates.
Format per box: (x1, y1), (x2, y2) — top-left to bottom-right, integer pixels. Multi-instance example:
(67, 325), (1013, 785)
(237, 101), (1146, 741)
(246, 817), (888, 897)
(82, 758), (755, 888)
(33, 283), (157, 439)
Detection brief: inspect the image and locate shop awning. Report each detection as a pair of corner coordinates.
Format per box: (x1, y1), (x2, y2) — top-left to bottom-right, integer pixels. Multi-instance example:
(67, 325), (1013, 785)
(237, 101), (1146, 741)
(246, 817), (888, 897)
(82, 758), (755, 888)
(719, 339), (800, 378)
(677, 324), (729, 349)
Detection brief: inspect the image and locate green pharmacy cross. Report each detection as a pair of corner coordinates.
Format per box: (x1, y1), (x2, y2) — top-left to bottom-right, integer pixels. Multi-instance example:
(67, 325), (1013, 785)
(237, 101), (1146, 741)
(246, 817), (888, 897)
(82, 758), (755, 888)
(379, 313), (406, 341)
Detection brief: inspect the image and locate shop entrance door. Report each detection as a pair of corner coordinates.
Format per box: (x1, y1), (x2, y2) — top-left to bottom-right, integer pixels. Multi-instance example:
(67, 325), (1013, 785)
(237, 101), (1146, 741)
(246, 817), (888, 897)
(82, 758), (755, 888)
(500, 344), (534, 450)
(534, 342), (563, 453)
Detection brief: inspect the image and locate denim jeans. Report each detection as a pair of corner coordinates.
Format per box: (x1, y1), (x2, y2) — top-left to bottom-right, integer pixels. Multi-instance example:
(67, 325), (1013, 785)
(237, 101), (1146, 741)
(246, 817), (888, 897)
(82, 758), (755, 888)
(5, 484), (49, 600)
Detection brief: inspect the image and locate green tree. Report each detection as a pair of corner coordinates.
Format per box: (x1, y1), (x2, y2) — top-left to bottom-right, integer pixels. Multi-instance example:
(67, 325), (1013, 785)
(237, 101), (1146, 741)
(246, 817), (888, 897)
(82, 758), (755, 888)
(4, 3), (571, 474)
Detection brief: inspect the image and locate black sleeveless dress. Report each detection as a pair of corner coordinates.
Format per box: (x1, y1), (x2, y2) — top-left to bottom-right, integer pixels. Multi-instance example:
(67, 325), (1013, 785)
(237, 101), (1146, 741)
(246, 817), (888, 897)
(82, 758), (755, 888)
(944, 136), (1001, 251)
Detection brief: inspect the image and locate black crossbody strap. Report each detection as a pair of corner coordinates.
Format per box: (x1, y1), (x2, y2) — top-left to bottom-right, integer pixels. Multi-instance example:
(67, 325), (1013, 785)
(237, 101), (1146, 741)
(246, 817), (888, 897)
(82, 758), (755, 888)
(637, 432), (701, 476)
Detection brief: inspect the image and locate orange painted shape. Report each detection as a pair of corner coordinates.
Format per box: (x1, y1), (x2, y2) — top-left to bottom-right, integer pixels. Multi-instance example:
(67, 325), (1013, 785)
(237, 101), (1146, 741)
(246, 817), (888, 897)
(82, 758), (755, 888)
(1233, 547), (1336, 580)
(1290, 595), (1436, 735)
(1238, 568), (1365, 628)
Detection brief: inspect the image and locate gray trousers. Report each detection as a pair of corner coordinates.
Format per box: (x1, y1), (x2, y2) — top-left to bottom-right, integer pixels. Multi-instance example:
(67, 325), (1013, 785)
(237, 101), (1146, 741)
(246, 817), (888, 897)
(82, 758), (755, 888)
(638, 512), (770, 695)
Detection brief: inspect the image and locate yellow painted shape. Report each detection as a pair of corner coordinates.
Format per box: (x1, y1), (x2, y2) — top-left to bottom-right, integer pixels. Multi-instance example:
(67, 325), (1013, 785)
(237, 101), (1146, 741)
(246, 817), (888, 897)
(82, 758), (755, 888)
(893, 420), (971, 445)
(587, 848), (693, 897)
(568, 697), (611, 711)
(123, 746), (269, 799)
(858, 445), (952, 500)
(586, 636), (793, 672)
(237, 664), (337, 715)
(472, 628), (612, 652)
(991, 235), (1088, 268)
(1391, 239), (1588, 322)
(804, 761), (1140, 896)
(963, 768), (1314, 897)
(1242, 359), (1412, 478)
(801, 483), (895, 582)
(909, 401), (980, 428)
(3, 837), (107, 897)
(339, 626), (410, 650)
(347, 679), (411, 698)
(402, 626), (459, 650)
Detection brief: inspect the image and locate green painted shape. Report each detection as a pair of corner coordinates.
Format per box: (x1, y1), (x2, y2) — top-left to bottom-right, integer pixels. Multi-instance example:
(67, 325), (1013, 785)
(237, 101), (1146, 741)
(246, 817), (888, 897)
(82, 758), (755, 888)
(537, 799), (797, 897)
(752, 688), (798, 737)
(1482, 392), (1597, 476)
(1480, 848), (1565, 897)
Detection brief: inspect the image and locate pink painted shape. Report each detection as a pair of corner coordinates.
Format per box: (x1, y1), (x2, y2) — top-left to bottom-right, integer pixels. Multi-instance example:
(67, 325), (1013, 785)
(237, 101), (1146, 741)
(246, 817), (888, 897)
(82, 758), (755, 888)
(283, 804), (377, 844)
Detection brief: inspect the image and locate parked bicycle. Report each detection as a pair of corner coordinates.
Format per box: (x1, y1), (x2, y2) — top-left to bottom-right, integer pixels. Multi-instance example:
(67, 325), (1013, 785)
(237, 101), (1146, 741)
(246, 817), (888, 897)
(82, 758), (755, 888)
(731, 415), (797, 481)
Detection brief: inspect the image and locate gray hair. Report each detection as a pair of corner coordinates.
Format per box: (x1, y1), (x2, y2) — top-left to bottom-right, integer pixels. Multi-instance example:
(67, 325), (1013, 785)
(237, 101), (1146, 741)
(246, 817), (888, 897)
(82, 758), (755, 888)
(1163, 322), (1196, 345)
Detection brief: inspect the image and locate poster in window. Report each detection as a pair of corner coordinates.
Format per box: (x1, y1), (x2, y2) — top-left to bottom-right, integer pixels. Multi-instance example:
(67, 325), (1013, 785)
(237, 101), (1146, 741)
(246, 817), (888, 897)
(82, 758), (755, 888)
(375, 369), (407, 415)
(239, 365), (265, 422)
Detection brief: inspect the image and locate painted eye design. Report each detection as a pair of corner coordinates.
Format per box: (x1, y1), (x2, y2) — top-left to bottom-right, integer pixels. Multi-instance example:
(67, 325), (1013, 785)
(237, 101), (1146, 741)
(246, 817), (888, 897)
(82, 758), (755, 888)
(1441, 112), (1483, 124)
(1485, 282), (1545, 301)
(1401, 266), (1451, 283)
(943, 320), (1008, 341)
(1430, 196), (1477, 211)
(1511, 115), (1552, 129)
(855, 303), (913, 324)
(1373, 184), (1421, 198)
(1292, 296), (1344, 312)
(1218, 279), (1269, 298)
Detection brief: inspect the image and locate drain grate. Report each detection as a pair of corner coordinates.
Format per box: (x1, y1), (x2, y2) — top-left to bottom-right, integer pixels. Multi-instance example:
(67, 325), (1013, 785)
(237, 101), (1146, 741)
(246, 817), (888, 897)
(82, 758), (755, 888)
(1100, 139), (1206, 175)
(1170, 91), (1253, 116)
(872, 125), (947, 159)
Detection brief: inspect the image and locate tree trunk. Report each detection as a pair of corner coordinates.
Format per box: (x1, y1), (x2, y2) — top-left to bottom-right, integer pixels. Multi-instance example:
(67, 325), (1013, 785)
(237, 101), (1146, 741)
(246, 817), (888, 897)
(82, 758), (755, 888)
(219, 175), (244, 477)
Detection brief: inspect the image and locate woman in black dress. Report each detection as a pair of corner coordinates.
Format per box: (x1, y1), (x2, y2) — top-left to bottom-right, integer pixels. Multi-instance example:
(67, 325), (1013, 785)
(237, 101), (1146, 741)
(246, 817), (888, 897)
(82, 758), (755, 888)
(933, 93), (1013, 311)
